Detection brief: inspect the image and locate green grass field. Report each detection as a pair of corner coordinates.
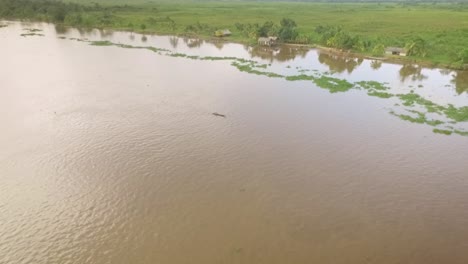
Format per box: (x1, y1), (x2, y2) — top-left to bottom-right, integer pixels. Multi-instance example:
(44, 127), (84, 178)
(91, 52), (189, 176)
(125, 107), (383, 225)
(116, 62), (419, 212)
(3, 0), (468, 67)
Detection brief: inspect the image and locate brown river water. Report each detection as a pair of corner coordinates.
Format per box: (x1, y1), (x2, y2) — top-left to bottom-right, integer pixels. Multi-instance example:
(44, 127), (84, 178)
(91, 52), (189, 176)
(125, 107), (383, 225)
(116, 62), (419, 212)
(1, 22), (468, 264)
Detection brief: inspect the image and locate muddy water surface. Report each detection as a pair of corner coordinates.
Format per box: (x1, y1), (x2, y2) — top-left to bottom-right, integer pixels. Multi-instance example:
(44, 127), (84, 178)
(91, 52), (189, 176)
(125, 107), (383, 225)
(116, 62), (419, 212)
(1, 22), (468, 264)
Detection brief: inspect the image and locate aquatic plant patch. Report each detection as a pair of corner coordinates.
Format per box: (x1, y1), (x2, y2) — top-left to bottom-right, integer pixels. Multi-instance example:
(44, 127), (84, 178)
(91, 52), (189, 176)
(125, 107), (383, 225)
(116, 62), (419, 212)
(356, 81), (390, 91)
(23, 28), (42, 32)
(68, 37), (468, 137)
(90, 40), (113, 46)
(367, 91), (394, 99)
(20, 33), (44, 37)
(313, 76), (354, 93)
(433, 129), (453, 135)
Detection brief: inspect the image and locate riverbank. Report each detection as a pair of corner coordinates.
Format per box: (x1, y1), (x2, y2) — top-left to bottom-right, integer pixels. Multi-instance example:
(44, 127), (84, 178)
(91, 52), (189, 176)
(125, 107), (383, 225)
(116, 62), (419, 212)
(2, 0), (468, 69)
(1, 18), (461, 71)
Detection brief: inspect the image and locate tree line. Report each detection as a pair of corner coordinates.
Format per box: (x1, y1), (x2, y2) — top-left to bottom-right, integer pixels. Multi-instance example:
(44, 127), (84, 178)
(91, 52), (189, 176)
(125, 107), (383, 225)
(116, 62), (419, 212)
(235, 18), (298, 42)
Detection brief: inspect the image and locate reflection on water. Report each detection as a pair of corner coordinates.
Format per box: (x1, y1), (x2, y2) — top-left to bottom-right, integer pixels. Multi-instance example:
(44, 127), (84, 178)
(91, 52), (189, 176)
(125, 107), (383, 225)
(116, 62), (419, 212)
(211, 40), (225, 50)
(54, 24), (68, 34)
(54, 25), (116, 39)
(44, 22), (468, 101)
(99, 29), (114, 38)
(169, 36), (179, 48)
(453, 70), (468, 94)
(318, 52), (363, 74)
(399, 64), (428, 82)
(184, 37), (203, 48)
(1, 21), (468, 264)
(247, 45), (309, 63)
(370, 60), (382, 70)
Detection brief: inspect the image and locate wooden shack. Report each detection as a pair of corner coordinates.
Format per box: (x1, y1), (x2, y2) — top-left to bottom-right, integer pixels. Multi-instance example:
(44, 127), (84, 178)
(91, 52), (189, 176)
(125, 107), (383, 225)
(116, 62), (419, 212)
(385, 47), (407, 56)
(258, 36), (278, 47)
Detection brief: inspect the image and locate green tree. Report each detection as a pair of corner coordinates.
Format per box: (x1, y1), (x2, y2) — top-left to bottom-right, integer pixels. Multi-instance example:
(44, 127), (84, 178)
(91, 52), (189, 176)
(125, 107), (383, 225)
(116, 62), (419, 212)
(315, 25), (342, 44)
(405, 37), (427, 57)
(278, 18), (298, 42)
(324, 30), (355, 50)
(49, 6), (67, 22)
(372, 44), (385, 56)
(457, 48), (468, 64)
(64, 13), (83, 26)
(257, 21), (277, 37)
(353, 37), (372, 52)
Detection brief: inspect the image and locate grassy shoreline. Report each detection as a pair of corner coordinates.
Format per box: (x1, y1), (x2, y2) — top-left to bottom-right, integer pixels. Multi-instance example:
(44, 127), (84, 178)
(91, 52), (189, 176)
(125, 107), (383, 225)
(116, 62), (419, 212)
(3, 0), (468, 69)
(2, 19), (460, 71)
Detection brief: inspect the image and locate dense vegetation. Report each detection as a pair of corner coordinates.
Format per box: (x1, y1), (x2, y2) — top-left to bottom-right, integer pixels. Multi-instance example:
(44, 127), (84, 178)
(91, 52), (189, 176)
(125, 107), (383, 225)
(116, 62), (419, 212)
(3, 0), (468, 67)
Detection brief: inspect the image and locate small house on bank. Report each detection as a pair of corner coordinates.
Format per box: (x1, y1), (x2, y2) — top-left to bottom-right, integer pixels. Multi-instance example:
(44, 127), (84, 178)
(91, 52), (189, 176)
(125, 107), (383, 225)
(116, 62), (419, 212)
(258, 36), (278, 47)
(385, 47), (407, 56)
(214, 29), (231, 37)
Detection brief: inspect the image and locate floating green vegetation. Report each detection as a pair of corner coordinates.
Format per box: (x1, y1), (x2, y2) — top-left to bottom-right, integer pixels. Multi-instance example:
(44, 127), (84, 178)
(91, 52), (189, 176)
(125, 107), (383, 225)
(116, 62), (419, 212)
(24, 28), (42, 32)
(88, 40), (171, 53)
(391, 111), (444, 126)
(69, 37), (88, 42)
(398, 93), (445, 113)
(444, 105), (468, 122)
(356, 81), (390, 91)
(397, 93), (468, 123)
(285, 74), (315, 81)
(367, 91), (394, 99)
(286, 74), (353, 93)
(454, 130), (468, 136)
(426, 119), (445, 126)
(433, 129), (453, 135)
(391, 112), (426, 124)
(115, 44), (135, 49)
(90, 40), (113, 46)
(168, 53), (198, 59)
(231, 61), (283, 78)
(146, 47), (167, 53)
(170, 53), (187, 57)
(313, 76), (354, 93)
(201, 56), (238, 61)
(20, 33), (44, 37)
(64, 36), (468, 137)
(117, 44), (169, 53)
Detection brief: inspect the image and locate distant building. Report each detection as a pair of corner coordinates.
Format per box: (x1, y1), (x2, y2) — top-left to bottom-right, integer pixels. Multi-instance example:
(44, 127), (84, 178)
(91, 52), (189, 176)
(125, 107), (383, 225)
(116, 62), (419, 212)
(214, 29), (231, 37)
(258, 36), (278, 47)
(385, 47), (407, 56)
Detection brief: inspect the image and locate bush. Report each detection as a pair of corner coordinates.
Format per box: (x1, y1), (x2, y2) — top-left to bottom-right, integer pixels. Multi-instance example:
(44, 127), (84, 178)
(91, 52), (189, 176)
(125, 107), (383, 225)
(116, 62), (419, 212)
(278, 18), (298, 42)
(372, 44), (385, 56)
